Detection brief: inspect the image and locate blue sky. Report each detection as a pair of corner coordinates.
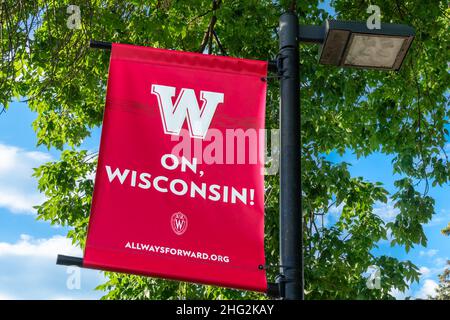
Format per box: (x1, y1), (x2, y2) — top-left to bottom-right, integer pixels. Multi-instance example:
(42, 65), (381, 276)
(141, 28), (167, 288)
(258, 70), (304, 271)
(0, 102), (104, 299)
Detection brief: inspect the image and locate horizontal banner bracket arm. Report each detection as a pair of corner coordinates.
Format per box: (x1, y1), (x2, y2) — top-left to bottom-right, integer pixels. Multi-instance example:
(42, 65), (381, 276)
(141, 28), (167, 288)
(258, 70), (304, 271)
(89, 40), (278, 73)
(56, 254), (84, 268)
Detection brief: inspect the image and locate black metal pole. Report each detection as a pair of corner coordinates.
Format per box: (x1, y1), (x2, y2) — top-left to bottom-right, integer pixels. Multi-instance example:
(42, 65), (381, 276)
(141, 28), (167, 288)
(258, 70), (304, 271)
(278, 12), (303, 300)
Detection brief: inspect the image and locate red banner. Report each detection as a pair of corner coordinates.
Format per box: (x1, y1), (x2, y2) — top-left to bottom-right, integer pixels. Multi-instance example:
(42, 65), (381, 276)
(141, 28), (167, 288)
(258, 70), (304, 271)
(84, 43), (268, 292)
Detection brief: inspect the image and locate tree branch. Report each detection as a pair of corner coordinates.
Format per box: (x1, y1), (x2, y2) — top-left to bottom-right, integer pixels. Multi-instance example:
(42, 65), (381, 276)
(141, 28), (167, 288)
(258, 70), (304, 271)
(213, 30), (227, 56)
(199, 15), (216, 53)
(198, 0), (221, 53)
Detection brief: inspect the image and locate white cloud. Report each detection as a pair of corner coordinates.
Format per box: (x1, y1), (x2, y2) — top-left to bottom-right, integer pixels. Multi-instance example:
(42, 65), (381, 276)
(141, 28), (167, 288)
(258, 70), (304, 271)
(419, 249), (439, 258)
(0, 234), (80, 258)
(0, 144), (17, 172)
(419, 266), (431, 278)
(425, 209), (450, 228)
(415, 279), (439, 299)
(433, 256), (448, 267)
(373, 200), (399, 222)
(0, 191), (45, 214)
(0, 292), (16, 300)
(25, 151), (53, 163)
(0, 144), (51, 174)
(390, 287), (411, 300)
(0, 235), (104, 300)
(418, 264), (448, 282)
(0, 142), (52, 214)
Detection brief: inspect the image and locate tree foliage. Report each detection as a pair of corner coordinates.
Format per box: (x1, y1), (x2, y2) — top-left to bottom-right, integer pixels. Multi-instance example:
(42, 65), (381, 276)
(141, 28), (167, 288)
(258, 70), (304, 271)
(1, 0), (449, 299)
(433, 261), (450, 300)
(433, 224), (449, 300)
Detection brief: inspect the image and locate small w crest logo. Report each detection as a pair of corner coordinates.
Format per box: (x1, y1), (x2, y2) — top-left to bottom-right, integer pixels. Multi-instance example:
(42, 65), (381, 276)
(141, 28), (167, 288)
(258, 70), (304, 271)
(171, 212), (188, 235)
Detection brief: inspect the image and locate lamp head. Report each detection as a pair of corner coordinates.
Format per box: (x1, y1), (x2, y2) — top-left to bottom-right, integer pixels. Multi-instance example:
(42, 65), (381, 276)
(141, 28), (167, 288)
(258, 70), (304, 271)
(318, 20), (415, 71)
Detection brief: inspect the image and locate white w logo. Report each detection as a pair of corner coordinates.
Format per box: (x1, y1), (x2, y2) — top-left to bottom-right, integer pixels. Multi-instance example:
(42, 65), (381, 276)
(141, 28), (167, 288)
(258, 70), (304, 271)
(151, 84), (224, 139)
(174, 219), (185, 231)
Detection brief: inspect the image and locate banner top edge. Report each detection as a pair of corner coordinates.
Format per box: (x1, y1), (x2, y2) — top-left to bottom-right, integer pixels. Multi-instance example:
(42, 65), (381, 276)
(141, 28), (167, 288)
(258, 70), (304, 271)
(111, 43), (268, 77)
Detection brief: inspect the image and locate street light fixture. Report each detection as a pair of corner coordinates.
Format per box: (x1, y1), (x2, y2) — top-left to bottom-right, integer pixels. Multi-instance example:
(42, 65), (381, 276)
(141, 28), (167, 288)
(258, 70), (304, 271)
(318, 20), (415, 70)
(277, 14), (415, 300)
